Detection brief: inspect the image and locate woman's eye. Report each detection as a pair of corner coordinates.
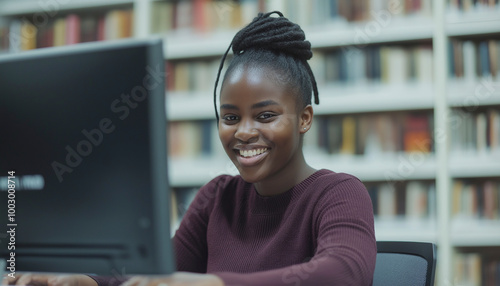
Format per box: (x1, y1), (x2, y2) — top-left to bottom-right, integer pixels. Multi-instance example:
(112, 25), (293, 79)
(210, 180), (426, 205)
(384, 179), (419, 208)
(222, 115), (238, 122)
(258, 113), (276, 120)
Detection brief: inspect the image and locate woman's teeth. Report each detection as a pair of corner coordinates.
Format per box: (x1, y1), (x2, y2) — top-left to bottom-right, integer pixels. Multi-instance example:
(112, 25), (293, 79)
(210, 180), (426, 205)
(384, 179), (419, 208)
(239, 148), (267, 158)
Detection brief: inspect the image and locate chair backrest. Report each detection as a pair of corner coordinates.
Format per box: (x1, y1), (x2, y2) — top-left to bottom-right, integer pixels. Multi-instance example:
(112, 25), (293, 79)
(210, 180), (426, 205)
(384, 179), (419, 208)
(373, 241), (437, 286)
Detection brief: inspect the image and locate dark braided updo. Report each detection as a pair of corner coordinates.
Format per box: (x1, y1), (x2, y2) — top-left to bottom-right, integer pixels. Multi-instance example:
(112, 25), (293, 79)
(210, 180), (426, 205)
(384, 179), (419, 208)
(213, 11), (319, 122)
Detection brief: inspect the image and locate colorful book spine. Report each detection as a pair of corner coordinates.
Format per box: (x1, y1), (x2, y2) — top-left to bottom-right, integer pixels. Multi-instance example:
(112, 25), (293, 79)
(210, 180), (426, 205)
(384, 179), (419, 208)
(314, 112), (433, 156)
(449, 39), (500, 81)
(3, 9), (134, 51)
(365, 180), (436, 220)
(453, 179), (500, 220)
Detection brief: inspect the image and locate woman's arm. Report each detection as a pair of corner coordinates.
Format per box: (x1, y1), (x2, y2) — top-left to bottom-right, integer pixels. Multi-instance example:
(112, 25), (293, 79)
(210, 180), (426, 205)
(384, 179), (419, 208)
(2, 273), (98, 286)
(173, 175), (228, 273)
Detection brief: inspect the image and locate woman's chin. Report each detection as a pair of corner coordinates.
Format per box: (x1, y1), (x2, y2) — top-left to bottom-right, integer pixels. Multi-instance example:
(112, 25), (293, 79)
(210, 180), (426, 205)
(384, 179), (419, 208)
(237, 167), (268, 184)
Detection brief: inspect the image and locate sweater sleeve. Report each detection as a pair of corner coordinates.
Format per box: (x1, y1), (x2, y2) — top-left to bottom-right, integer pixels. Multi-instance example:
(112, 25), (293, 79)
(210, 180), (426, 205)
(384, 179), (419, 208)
(214, 175), (377, 286)
(87, 275), (128, 286)
(173, 176), (225, 273)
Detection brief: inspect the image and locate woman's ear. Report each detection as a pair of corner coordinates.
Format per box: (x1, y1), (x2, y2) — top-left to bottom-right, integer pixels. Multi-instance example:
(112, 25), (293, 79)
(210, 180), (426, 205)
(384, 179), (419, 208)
(299, 105), (313, 134)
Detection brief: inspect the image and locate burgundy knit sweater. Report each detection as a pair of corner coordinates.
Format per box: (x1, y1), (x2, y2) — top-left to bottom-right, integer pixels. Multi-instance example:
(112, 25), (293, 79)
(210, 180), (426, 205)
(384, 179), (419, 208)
(91, 169), (376, 286)
(174, 169), (376, 286)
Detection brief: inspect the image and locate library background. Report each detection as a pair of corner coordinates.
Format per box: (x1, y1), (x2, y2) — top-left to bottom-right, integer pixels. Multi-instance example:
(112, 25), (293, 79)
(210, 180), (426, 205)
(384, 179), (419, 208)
(1, 0), (499, 285)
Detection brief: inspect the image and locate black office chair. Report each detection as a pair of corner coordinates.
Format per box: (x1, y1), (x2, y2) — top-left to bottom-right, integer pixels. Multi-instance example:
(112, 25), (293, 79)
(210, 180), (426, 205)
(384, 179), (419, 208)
(373, 241), (437, 286)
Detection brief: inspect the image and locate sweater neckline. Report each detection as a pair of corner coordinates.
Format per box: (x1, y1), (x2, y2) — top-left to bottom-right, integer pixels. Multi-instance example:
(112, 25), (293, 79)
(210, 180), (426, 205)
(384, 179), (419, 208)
(248, 169), (332, 215)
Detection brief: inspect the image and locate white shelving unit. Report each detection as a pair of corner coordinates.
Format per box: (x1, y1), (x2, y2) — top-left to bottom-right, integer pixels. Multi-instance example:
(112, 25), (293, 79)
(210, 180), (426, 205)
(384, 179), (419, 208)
(2, 1), (500, 285)
(451, 220), (500, 247)
(375, 219), (438, 242)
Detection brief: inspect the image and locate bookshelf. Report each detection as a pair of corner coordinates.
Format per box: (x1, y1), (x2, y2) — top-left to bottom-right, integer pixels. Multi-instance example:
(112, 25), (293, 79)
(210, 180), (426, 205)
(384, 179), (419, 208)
(1, 0), (500, 285)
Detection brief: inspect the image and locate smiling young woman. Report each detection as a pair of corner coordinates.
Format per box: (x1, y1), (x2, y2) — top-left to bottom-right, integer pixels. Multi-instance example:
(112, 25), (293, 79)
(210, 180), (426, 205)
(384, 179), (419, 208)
(163, 11), (376, 285)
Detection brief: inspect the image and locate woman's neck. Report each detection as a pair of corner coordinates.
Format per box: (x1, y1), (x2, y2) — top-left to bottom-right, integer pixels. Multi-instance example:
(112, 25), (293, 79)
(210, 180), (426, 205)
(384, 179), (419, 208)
(253, 152), (316, 197)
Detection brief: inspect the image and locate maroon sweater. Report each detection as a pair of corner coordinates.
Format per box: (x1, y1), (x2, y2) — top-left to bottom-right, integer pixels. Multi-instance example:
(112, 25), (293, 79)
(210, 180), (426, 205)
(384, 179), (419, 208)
(174, 169), (376, 285)
(92, 169), (376, 286)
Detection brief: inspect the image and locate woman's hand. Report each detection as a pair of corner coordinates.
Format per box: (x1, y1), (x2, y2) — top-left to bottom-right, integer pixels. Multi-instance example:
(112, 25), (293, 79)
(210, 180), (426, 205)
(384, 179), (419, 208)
(121, 273), (224, 286)
(1, 273), (98, 286)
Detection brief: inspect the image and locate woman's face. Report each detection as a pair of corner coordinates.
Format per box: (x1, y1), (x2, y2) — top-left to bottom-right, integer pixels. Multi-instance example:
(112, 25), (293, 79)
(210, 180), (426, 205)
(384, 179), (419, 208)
(218, 65), (307, 183)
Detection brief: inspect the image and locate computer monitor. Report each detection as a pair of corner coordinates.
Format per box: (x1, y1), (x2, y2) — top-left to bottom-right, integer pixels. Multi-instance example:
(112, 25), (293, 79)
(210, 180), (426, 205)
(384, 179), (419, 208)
(0, 38), (175, 276)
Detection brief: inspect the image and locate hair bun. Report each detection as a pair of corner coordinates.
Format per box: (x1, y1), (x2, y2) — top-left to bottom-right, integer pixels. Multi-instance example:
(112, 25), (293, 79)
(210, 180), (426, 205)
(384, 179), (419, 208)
(231, 11), (312, 61)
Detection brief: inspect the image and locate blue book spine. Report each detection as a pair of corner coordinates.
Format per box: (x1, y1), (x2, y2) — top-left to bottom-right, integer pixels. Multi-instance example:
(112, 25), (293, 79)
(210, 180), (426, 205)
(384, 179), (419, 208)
(200, 120), (212, 156)
(479, 41), (490, 77)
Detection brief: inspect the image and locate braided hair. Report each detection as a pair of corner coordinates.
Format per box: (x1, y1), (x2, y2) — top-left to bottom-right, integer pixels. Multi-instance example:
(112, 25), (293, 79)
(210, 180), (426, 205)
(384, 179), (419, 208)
(213, 11), (319, 122)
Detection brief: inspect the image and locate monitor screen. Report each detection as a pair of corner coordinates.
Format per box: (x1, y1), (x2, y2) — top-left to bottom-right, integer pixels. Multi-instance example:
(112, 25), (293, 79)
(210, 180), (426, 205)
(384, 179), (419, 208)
(0, 38), (175, 276)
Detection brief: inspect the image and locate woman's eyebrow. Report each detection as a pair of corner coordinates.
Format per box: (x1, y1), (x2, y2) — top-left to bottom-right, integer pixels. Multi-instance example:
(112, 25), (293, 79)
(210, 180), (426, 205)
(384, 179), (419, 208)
(220, 100), (279, 110)
(220, 103), (238, 110)
(252, 100), (279, 109)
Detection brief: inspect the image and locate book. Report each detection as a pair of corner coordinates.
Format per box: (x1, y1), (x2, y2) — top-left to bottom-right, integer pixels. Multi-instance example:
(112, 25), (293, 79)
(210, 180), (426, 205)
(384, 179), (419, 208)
(463, 40), (477, 83)
(36, 19), (54, 49)
(21, 21), (37, 50)
(453, 179), (500, 220)
(476, 112), (488, 154)
(488, 109), (500, 153)
(53, 18), (66, 46)
(65, 14), (80, 45)
(405, 181), (428, 220)
(150, 1), (174, 34)
(454, 252), (482, 286)
(489, 39), (498, 78)
(479, 41), (491, 77)
(80, 15), (98, 43)
(173, 62), (190, 92)
(340, 116), (356, 154)
(404, 114), (431, 153)
(377, 183), (397, 219)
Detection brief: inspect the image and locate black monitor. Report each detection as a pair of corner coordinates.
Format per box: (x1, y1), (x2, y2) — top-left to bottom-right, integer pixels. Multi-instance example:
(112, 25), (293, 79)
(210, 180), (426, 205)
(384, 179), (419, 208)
(0, 38), (175, 276)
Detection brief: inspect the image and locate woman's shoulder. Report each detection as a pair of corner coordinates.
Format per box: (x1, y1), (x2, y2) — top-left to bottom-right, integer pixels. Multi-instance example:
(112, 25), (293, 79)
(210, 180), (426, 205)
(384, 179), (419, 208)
(196, 173), (248, 197)
(203, 173), (246, 188)
(309, 169), (373, 217)
(312, 169), (364, 188)
(309, 169), (369, 201)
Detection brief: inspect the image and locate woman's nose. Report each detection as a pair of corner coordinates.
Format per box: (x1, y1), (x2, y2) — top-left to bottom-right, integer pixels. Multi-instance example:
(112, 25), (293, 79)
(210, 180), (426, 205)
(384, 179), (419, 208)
(234, 120), (258, 143)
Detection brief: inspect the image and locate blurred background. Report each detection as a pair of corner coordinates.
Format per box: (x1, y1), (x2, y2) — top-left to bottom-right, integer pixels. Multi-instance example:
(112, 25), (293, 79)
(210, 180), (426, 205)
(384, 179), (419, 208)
(1, 0), (499, 285)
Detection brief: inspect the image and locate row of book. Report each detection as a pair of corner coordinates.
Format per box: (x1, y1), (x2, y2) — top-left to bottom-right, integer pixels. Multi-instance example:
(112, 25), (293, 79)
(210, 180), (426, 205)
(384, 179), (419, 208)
(453, 179), (500, 220)
(366, 180), (436, 220)
(167, 108), (500, 159)
(165, 59), (222, 92)
(449, 108), (500, 155)
(311, 112), (433, 156)
(151, 0), (432, 36)
(151, 0), (264, 35)
(165, 44), (434, 92)
(166, 38), (500, 92)
(449, 39), (500, 82)
(455, 252), (500, 286)
(168, 120), (224, 158)
(281, 0), (431, 27)
(0, 9), (133, 52)
(314, 45), (434, 86)
(449, 0), (500, 12)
